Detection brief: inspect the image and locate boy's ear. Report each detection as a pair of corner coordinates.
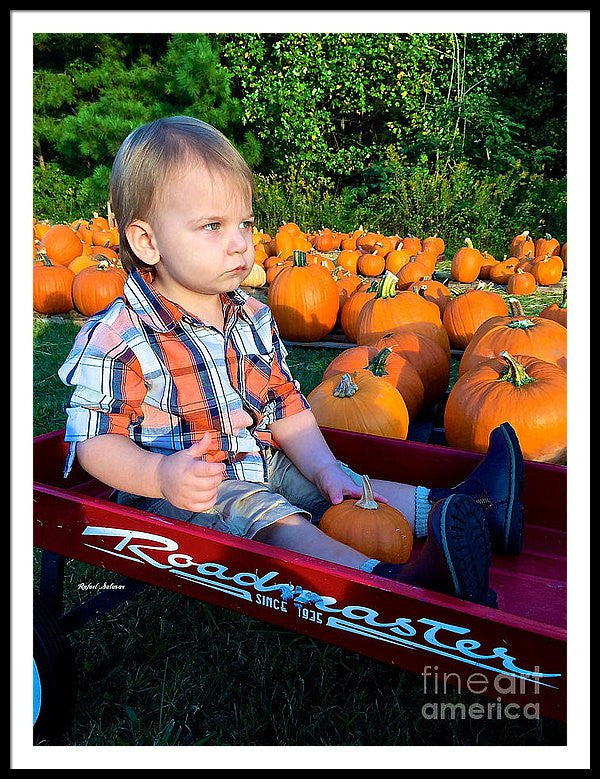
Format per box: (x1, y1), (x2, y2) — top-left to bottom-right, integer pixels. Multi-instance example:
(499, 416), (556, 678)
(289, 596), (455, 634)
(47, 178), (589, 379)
(126, 220), (161, 266)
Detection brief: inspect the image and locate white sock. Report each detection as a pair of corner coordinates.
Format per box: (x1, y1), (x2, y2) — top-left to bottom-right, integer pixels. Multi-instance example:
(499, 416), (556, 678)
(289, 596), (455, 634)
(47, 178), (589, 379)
(414, 486), (431, 538)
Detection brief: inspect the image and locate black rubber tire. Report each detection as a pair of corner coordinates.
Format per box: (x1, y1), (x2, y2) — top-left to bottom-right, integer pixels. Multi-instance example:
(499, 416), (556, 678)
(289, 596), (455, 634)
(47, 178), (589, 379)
(33, 593), (76, 742)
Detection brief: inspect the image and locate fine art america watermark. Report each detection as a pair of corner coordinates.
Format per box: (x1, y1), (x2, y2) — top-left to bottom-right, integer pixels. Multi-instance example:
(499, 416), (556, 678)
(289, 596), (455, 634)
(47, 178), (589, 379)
(421, 664), (541, 720)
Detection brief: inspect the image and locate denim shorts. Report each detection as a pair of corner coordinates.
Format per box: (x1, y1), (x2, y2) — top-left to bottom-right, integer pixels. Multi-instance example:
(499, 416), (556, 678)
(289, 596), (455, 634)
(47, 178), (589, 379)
(112, 448), (363, 540)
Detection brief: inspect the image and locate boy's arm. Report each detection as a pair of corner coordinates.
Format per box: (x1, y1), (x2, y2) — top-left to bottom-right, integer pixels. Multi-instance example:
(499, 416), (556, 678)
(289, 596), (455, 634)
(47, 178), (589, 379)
(268, 410), (364, 505)
(76, 433), (226, 512)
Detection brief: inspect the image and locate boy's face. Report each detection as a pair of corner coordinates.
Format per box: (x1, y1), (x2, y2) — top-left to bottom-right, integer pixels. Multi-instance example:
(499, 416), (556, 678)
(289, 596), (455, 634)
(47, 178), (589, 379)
(138, 162), (255, 308)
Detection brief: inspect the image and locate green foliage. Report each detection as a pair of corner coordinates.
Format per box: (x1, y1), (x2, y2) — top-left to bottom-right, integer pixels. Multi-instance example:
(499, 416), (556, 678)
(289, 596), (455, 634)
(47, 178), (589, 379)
(33, 32), (566, 253)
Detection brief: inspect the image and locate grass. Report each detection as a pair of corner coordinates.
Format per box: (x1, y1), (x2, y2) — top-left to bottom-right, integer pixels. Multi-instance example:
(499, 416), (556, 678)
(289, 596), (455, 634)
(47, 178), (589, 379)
(32, 277), (567, 747)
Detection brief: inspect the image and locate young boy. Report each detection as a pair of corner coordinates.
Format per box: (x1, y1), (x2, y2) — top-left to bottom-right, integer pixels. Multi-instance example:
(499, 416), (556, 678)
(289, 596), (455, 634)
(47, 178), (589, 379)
(59, 116), (524, 608)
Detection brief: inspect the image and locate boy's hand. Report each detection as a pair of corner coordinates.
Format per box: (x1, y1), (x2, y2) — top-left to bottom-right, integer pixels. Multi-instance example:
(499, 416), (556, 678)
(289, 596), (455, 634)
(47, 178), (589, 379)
(314, 462), (389, 506)
(155, 432), (227, 512)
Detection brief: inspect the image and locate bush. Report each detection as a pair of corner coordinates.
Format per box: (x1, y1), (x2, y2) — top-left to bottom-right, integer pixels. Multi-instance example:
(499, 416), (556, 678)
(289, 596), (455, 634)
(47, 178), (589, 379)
(33, 163), (108, 223)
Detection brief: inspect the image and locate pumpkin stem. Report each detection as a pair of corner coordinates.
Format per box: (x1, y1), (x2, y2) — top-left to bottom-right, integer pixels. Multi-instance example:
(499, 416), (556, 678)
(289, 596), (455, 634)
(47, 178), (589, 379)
(366, 347), (392, 377)
(464, 237), (474, 249)
(292, 250), (307, 267)
(507, 298), (526, 317)
(375, 272), (398, 299)
(559, 287), (567, 308)
(354, 474), (379, 510)
(333, 373), (359, 398)
(35, 249), (53, 266)
(499, 351), (535, 387)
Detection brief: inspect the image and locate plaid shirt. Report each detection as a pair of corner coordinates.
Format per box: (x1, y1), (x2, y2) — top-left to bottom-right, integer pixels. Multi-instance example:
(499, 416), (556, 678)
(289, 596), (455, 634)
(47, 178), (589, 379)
(58, 268), (310, 483)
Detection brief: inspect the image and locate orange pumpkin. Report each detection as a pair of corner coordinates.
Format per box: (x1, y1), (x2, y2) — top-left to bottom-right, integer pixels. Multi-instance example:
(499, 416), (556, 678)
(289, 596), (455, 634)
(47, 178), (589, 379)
(332, 267), (363, 313)
(534, 233), (561, 258)
(336, 249), (361, 275)
(478, 251), (499, 280)
(67, 254), (101, 276)
(72, 259), (127, 317)
(319, 474), (413, 564)
(408, 278), (451, 315)
(531, 254), (564, 286)
(356, 275), (445, 349)
(507, 268), (537, 296)
(40, 224), (84, 267)
(445, 352), (567, 464)
(510, 230), (535, 259)
(442, 285), (509, 350)
(400, 235), (422, 256)
(33, 254), (74, 314)
(458, 299), (567, 376)
(324, 346), (425, 420)
(340, 279), (379, 343)
(384, 247), (412, 276)
(357, 252), (385, 278)
(267, 250), (339, 341)
(375, 330), (450, 406)
(395, 257), (430, 290)
(307, 371), (409, 441)
(312, 228), (341, 252)
(539, 288), (567, 328)
(450, 238), (483, 283)
(488, 256), (520, 285)
(422, 234), (445, 258)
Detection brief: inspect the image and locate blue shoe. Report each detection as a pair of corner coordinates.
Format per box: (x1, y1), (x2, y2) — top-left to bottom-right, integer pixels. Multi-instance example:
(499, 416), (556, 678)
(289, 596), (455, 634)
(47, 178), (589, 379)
(429, 423), (525, 555)
(374, 494), (497, 607)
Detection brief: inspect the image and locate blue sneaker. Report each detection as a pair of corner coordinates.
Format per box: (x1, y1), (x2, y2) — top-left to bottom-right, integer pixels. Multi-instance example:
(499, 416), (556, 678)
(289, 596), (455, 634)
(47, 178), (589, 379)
(429, 423), (525, 555)
(374, 494), (497, 607)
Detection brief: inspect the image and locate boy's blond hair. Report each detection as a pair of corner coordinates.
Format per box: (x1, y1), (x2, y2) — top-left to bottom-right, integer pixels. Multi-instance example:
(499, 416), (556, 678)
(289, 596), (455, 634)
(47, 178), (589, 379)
(110, 116), (255, 272)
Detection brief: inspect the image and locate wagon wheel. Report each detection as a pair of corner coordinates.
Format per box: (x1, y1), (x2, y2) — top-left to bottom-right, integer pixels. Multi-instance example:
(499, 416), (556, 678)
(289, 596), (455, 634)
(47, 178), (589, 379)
(33, 592), (76, 742)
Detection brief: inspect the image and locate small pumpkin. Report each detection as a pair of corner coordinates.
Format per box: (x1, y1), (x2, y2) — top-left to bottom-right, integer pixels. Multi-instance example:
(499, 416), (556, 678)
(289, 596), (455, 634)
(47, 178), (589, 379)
(336, 249), (361, 275)
(33, 252), (75, 314)
(319, 474), (413, 564)
(40, 224), (84, 267)
(407, 278), (451, 314)
(510, 230), (535, 259)
(489, 255), (520, 285)
(384, 246), (412, 276)
(506, 268), (537, 296)
(531, 254), (564, 286)
(357, 252), (386, 278)
(395, 257), (430, 290)
(478, 251), (499, 280)
(450, 238), (483, 283)
(422, 234), (445, 258)
(400, 235), (422, 256)
(332, 267), (363, 313)
(312, 228), (341, 252)
(534, 233), (561, 258)
(72, 259), (127, 317)
(242, 263), (267, 288)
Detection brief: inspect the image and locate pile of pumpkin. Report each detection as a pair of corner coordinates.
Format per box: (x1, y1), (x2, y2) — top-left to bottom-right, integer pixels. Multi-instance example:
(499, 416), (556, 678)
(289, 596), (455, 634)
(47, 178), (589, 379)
(252, 224), (567, 465)
(449, 230), (566, 293)
(33, 214), (126, 318)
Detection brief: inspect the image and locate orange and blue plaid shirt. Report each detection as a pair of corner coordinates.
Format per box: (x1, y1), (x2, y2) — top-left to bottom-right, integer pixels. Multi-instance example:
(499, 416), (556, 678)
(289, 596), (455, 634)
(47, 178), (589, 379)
(58, 267), (310, 482)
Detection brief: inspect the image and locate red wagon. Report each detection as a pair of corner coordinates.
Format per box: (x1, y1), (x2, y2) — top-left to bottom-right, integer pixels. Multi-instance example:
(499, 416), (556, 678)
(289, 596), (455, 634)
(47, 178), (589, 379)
(33, 427), (567, 738)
